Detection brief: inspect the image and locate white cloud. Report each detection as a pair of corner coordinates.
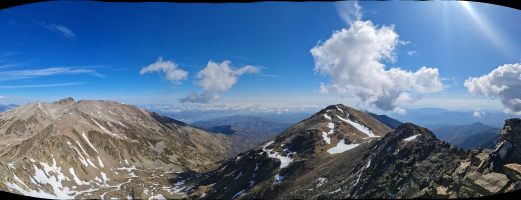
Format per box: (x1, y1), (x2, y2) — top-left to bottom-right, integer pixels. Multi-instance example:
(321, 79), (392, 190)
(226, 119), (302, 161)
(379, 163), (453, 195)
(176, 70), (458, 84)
(180, 60), (259, 103)
(44, 23), (76, 39)
(0, 67), (104, 81)
(473, 110), (485, 117)
(310, 20), (444, 113)
(336, 1), (362, 24)
(406, 50), (417, 56)
(464, 63), (521, 114)
(140, 57), (188, 83)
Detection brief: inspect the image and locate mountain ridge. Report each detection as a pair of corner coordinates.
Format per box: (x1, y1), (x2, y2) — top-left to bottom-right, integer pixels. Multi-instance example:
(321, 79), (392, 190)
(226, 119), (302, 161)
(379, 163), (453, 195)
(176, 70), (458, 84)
(173, 105), (521, 199)
(0, 98), (239, 199)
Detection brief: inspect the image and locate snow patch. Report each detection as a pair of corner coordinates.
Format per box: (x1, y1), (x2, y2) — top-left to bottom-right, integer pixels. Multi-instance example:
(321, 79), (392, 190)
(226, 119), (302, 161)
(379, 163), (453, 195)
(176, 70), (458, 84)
(403, 134), (420, 142)
(69, 168), (89, 185)
(329, 188), (341, 194)
(262, 141), (293, 168)
(337, 115), (377, 138)
(323, 113), (332, 121)
(81, 132), (98, 153)
(7, 162), (15, 170)
(97, 156), (104, 168)
(31, 158), (75, 198)
(149, 193), (166, 200)
(317, 177), (326, 187)
(274, 174), (285, 184)
(231, 189), (246, 200)
(327, 139), (359, 154)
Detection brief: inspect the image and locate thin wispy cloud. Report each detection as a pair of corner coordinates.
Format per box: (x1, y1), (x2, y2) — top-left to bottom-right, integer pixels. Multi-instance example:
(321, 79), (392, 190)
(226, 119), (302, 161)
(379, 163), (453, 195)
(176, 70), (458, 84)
(336, 0), (362, 24)
(406, 50), (417, 56)
(34, 20), (76, 39)
(0, 67), (104, 81)
(0, 82), (86, 89)
(258, 74), (279, 78)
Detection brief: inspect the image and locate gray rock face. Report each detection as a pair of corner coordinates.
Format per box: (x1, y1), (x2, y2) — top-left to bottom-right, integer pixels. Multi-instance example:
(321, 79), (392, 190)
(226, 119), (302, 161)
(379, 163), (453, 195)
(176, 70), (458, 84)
(499, 118), (521, 163)
(463, 172), (509, 195)
(504, 164), (521, 182)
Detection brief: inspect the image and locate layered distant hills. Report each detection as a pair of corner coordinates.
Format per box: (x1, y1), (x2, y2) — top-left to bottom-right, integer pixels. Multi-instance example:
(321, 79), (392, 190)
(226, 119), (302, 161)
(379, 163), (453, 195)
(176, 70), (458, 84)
(192, 116), (292, 153)
(429, 122), (499, 150)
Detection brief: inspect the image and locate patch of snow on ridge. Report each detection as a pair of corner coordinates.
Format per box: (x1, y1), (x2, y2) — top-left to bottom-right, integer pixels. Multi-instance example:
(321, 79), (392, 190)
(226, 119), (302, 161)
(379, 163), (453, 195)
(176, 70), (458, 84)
(231, 189), (246, 200)
(323, 113), (332, 121)
(322, 132), (331, 144)
(337, 115), (377, 138)
(97, 156), (105, 168)
(31, 158), (75, 198)
(69, 168), (89, 185)
(317, 177), (327, 187)
(327, 139), (359, 154)
(261, 141), (294, 168)
(274, 174), (285, 184)
(149, 193), (166, 200)
(403, 134), (420, 142)
(321, 113), (335, 144)
(92, 118), (124, 140)
(82, 132), (98, 153)
(336, 106), (344, 113)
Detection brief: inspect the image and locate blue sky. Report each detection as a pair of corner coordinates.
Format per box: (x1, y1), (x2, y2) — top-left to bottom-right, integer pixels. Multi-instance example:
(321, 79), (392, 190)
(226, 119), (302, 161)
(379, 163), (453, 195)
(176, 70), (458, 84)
(1, 1), (520, 114)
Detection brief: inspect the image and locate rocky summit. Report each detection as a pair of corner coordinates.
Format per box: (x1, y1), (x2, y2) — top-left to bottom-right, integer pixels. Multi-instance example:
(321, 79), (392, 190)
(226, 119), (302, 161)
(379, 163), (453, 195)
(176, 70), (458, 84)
(0, 98), (238, 199)
(174, 105), (521, 199)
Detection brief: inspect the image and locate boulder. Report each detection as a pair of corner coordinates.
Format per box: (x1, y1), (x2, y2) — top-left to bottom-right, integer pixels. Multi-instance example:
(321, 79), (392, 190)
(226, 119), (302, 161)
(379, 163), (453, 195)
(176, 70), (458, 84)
(504, 163), (521, 182)
(498, 119), (521, 163)
(463, 172), (509, 194)
(436, 186), (448, 197)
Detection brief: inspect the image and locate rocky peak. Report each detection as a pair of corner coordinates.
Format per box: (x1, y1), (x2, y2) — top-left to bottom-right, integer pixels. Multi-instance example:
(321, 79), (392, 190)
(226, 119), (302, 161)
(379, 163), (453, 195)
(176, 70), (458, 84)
(393, 123), (437, 141)
(487, 118), (521, 168)
(55, 97), (75, 104)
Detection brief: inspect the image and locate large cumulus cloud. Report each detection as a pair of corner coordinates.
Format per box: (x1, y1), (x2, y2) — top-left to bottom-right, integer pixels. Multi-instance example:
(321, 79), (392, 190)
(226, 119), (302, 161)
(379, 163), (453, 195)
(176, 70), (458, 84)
(310, 20), (444, 113)
(180, 60), (259, 103)
(140, 57), (188, 83)
(464, 63), (521, 114)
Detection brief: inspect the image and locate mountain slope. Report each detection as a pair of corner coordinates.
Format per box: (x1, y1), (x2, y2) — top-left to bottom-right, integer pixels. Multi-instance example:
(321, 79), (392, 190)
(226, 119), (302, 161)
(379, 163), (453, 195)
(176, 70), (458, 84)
(175, 105), (521, 199)
(0, 98), (237, 199)
(366, 112), (402, 129)
(173, 104), (393, 198)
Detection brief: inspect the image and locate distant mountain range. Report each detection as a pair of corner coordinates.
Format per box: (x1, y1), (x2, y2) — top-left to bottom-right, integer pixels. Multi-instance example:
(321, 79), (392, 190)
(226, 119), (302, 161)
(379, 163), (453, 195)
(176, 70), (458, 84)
(428, 122), (499, 150)
(192, 116), (293, 153)
(0, 104), (17, 112)
(388, 107), (517, 127)
(366, 112), (402, 129)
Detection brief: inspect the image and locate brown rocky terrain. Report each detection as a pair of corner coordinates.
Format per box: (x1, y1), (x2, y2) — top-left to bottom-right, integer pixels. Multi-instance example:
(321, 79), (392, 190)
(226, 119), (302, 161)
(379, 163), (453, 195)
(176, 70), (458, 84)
(0, 97), (238, 199)
(174, 105), (521, 199)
